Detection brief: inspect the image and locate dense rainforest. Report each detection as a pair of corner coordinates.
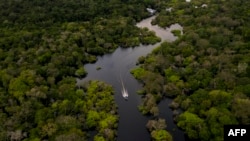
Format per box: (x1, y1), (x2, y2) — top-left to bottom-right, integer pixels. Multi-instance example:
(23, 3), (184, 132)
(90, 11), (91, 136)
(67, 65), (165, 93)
(131, 0), (250, 141)
(1, 0), (250, 141)
(0, 0), (162, 140)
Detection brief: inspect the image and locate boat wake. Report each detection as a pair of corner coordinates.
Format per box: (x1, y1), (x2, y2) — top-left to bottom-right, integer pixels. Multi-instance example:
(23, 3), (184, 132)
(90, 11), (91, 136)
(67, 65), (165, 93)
(120, 74), (128, 100)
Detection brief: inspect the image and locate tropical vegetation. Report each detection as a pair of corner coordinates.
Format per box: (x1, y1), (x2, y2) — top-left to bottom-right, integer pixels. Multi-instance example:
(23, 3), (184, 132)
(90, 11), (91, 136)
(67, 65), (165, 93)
(0, 0), (162, 140)
(132, 0), (250, 140)
(1, 0), (250, 140)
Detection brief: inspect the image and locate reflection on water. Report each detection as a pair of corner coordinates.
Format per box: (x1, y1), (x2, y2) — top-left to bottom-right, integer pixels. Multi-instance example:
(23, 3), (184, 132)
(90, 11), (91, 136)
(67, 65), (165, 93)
(77, 16), (184, 141)
(136, 15), (183, 42)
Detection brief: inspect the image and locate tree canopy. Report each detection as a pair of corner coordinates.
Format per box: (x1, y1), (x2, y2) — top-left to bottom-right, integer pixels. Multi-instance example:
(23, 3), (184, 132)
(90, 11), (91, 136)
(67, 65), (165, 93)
(131, 0), (250, 140)
(0, 0), (162, 139)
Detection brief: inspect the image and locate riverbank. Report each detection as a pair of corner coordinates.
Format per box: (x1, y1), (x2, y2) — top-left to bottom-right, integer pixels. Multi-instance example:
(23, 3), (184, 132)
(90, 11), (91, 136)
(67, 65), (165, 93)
(77, 15), (185, 141)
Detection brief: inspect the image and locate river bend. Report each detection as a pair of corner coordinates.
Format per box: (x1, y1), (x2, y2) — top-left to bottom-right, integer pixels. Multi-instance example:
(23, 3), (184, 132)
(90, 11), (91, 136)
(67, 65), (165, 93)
(77, 15), (184, 141)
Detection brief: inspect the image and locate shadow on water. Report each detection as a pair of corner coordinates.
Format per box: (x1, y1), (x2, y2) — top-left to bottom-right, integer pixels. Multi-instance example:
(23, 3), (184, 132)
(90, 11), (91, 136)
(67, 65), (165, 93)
(77, 16), (185, 141)
(158, 99), (186, 141)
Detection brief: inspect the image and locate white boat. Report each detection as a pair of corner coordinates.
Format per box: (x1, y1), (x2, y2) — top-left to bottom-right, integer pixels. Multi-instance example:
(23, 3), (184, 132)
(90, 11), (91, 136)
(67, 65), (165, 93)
(146, 8), (156, 15)
(121, 87), (128, 99)
(121, 76), (128, 99)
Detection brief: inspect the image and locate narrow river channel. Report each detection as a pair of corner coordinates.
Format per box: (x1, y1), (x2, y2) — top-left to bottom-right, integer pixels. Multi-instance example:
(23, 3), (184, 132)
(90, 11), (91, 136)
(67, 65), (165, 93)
(77, 15), (185, 141)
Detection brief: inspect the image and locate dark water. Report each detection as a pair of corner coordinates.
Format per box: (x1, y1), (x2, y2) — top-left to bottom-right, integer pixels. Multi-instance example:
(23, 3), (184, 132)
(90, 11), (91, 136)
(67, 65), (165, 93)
(158, 99), (186, 141)
(77, 16), (185, 141)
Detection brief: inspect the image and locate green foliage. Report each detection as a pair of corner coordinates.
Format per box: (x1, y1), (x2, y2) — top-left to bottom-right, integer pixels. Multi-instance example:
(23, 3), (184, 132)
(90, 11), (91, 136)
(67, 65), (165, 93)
(137, 56), (146, 64)
(8, 70), (36, 101)
(130, 67), (146, 80)
(171, 30), (182, 37)
(177, 112), (205, 140)
(75, 67), (87, 78)
(86, 111), (101, 128)
(139, 28), (161, 44)
(151, 130), (173, 141)
(139, 94), (159, 115)
(94, 136), (105, 141)
(1, 76), (117, 140)
(99, 115), (118, 129)
(232, 96), (250, 124)
(146, 119), (173, 141)
(208, 90), (232, 108)
(235, 84), (250, 97)
(146, 118), (167, 131)
(54, 128), (85, 141)
(132, 0), (250, 141)
(1, 0), (250, 140)
(168, 75), (180, 83)
(40, 122), (57, 138)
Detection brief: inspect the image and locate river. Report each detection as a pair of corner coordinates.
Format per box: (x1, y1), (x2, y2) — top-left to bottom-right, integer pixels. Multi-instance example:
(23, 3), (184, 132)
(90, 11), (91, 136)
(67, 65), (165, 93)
(77, 15), (185, 141)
